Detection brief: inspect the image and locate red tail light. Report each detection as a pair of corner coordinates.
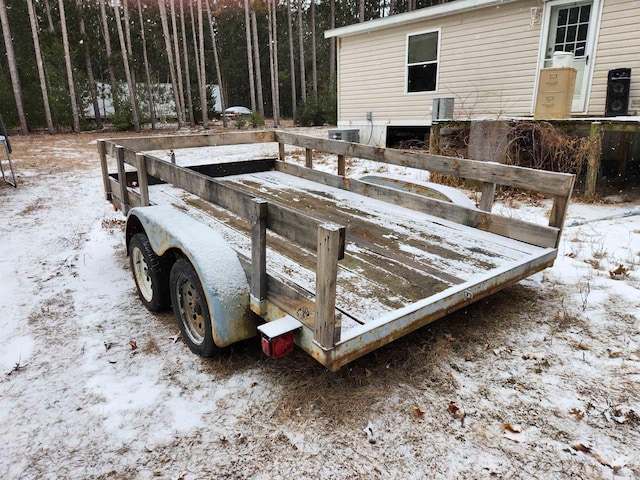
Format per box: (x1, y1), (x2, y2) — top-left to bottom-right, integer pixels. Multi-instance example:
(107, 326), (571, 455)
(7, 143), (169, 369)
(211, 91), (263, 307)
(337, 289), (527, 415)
(261, 332), (294, 359)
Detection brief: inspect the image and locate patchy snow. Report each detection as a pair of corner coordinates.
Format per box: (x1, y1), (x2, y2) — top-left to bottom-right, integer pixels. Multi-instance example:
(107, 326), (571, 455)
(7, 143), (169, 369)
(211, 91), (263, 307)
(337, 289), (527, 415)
(1, 129), (639, 479)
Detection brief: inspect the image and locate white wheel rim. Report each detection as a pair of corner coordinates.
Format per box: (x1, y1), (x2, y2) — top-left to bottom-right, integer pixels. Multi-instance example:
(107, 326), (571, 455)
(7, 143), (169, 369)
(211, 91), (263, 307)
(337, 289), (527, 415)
(132, 247), (154, 302)
(177, 279), (205, 344)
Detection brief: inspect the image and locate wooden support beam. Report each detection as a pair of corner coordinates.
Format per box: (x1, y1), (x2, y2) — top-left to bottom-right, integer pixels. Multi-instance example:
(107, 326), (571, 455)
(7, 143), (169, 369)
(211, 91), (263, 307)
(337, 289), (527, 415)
(275, 160), (560, 249)
(585, 122), (602, 199)
(314, 224), (342, 349)
(337, 154), (346, 177)
(115, 146), (129, 213)
(251, 198), (268, 305)
(278, 142), (285, 161)
(479, 182), (496, 212)
(97, 140), (112, 201)
(274, 131), (574, 197)
(305, 148), (313, 168)
(135, 153), (150, 207)
(104, 130), (277, 152)
(429, 122), (441, 155)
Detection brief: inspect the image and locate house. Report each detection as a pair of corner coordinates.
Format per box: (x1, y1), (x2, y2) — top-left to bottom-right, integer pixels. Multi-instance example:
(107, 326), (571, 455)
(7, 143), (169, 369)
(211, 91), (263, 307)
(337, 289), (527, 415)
(325, 0), (639, 147)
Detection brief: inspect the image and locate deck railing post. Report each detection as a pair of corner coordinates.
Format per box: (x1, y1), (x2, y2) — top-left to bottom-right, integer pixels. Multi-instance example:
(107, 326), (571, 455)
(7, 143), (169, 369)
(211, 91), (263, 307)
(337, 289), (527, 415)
(479, 182), (496, 212)
(251, 198), (268, 314)
(115, 146), (129, 213)
(98, 140), (112, 201)
(135, 153), (150, 207)
(585, 121), (602, 199)
(314, 224), (342, 349)
(337, 154), (346, 177)
(305, 148), (313, 168)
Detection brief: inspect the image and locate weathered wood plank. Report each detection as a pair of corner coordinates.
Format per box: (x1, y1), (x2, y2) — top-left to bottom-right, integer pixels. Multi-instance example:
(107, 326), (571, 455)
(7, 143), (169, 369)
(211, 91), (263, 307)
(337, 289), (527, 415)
(141, 154), (346, 256)
(278, 142), (285, 161)
(104, 130), (277, 152)
(251, 198), (268, 304)
(585, 122), (602, 199)
(315, 224), (341, 349)
(135, 153), (150, 207)
(275, 131), (574, 196)
(274, 161), (559, 249)
(479, 182), (496, 212)
(305, 148), (313, 168)
(337, 154), (346, 177)
(97, 140), (112, 201)
(115, 146), (129, 213)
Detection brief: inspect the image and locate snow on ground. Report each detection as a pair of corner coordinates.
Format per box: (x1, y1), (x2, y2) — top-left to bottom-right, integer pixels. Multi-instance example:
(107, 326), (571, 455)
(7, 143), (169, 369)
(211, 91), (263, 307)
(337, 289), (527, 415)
(1, 128), (639, 479)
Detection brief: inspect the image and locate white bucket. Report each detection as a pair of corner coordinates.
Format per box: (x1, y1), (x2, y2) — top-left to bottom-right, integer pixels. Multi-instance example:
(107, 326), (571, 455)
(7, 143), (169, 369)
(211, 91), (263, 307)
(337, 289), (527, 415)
(552, 51), (574, 68)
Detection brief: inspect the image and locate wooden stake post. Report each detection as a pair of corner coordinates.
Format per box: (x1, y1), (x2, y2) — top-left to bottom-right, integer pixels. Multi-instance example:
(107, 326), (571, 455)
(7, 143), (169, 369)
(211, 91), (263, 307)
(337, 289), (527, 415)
(314, 224), (343, 349)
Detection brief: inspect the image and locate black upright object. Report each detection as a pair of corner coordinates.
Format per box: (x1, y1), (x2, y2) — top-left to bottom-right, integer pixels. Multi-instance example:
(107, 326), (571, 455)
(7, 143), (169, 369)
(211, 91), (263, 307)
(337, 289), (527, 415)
(605, 68), (631, 117)
(0, 114), (10, 153)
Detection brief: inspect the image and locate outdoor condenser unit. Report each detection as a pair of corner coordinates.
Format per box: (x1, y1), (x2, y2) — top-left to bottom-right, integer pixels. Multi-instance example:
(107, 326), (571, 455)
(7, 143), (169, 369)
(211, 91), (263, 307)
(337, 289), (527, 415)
(432, 98), (454, 121)
(328, 129), (360, 142)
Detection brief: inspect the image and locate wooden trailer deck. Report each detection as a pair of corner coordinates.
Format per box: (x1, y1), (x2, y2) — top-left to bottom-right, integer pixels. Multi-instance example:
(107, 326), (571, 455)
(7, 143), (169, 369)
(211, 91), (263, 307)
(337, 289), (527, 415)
(98, 130), (574, 370)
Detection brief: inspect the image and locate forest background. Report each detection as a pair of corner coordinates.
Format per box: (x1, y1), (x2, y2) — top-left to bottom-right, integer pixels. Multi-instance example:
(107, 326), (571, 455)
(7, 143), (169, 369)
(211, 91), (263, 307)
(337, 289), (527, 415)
(0, 0), (452, 133)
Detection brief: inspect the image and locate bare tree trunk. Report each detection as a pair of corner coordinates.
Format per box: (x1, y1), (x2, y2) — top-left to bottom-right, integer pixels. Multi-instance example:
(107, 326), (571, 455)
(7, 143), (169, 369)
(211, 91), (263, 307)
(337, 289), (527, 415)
(196, 0), (208, 127)
(78, 0), (102, 129)
(113, 2), (140, 130)
(244, 0), (256, 112)
(0, 0), (28, 133)
(272, 0), (280, 124)
(122, 0), (140, 124)
(297, 0), (306, 101)
(189, 0), (203, 118)
(43, 0), (55, 32)
(267, 0), (277, 126)
(170, 0), (186, 125)
(58, 0), (80, 131)
(359, 0), (365, 22)
(311, 0), (317, 96)
(27, 0), (54, 133)
(329, 0), (335, 83)
(159, 0), (185, 127)
(98, 0), (119, 116)
(390, 0), (395, 16)
(287, 0), (296, 117)
(137, 0), (156, 129)
(205, 0), (227, 127)
(250, 10), (264, 118)
(180, 0), (195, 126)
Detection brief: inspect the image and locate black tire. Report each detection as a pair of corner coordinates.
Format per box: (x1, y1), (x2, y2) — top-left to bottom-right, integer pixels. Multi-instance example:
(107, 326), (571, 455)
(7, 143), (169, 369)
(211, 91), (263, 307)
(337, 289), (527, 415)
(170, 259), (218, 357)
(129, 233), (170, 312)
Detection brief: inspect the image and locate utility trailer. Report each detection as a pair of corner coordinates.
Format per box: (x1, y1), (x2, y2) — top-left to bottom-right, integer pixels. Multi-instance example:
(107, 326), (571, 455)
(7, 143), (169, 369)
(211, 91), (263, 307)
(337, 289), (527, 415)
(97, 130), (574, 371)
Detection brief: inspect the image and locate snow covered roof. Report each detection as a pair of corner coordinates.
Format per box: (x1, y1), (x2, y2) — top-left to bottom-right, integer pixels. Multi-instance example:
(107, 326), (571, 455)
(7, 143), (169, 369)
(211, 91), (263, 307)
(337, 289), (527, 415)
(324, 0), (522, 39)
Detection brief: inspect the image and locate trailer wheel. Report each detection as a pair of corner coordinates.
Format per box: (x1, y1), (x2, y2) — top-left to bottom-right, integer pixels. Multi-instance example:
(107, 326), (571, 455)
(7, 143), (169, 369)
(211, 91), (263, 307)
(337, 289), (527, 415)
(170, 259), (217, 357)
(129, 233), (170, 312)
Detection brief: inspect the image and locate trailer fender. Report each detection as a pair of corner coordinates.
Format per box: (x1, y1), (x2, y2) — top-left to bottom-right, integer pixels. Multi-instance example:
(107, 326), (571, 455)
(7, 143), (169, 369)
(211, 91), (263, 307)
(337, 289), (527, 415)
(126, 205), (254, 347)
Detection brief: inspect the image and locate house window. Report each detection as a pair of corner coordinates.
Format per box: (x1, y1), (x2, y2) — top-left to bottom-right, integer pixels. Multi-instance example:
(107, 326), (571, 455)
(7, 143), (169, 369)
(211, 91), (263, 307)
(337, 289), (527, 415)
(553, 3), (591, 57)
(407, 31), (439, 93)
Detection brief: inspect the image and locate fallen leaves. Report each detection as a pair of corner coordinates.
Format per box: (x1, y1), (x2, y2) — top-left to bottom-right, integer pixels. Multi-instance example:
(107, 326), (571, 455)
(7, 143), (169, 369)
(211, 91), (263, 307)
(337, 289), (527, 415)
(412, 405), (426, 418)
(501, 423), (524, 442)
(448, 401), (465, 426)
(572, 442), (623, 473)
(569, 408), (585, 420)
(609, 264), (629, 279)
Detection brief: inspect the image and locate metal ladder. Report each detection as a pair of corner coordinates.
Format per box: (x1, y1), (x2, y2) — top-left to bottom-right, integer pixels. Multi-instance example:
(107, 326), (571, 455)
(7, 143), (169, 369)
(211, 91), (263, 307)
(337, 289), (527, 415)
(0, 114), (16, 188)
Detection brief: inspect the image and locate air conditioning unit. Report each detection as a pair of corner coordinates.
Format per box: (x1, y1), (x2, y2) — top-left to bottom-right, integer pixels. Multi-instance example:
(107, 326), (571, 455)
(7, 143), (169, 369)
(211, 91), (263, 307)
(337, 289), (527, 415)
(328, 129), (359, 143)
(432, 98), (454, 121)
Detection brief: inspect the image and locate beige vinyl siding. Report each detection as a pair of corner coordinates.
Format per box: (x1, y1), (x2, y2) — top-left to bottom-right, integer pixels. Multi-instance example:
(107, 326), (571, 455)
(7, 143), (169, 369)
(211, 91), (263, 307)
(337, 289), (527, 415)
(588, 0), (640, 115)
(338, 0), (542, 123)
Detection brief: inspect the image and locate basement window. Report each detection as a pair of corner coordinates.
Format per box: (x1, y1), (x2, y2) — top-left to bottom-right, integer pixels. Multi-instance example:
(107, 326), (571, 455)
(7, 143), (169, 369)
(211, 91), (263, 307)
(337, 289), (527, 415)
(406, 30), (440, 93)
